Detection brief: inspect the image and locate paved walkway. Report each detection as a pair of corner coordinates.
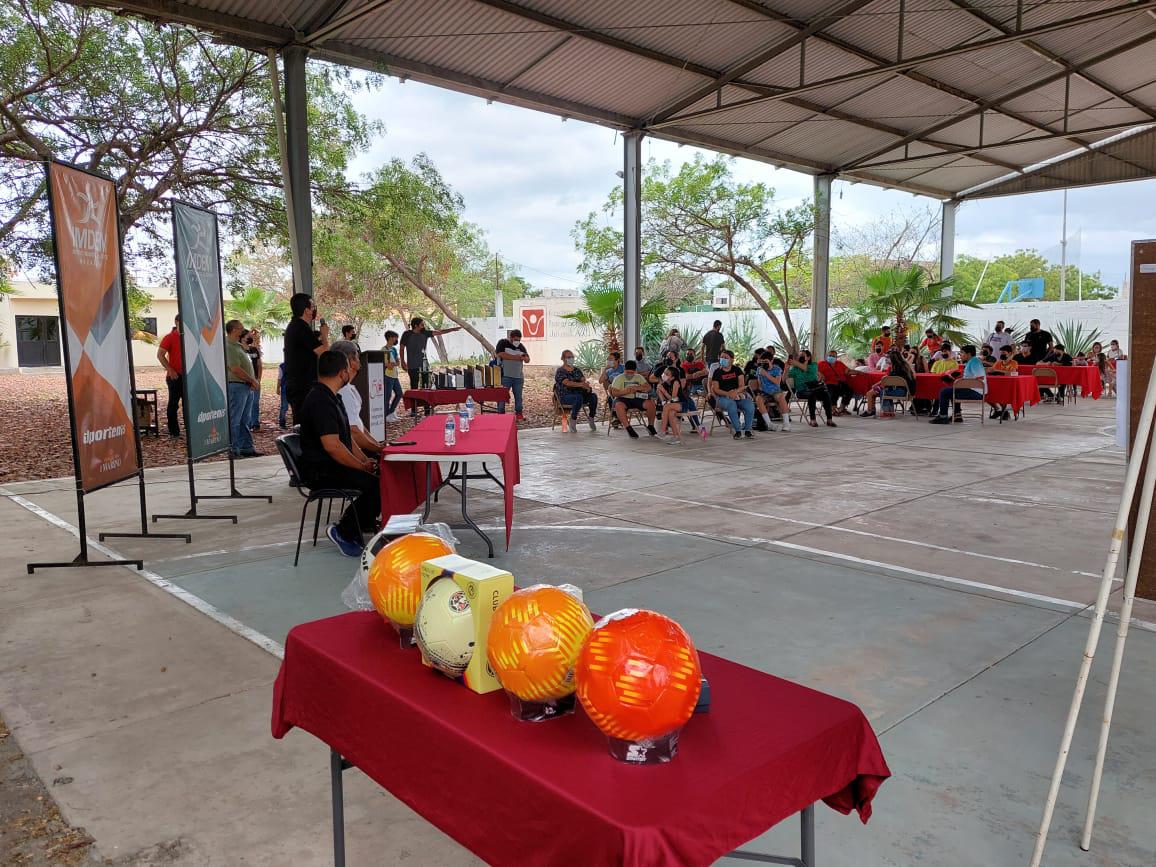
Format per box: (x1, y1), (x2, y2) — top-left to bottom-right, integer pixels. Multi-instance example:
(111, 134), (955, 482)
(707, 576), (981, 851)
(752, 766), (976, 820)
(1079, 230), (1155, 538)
(2, 398), (1154, 865)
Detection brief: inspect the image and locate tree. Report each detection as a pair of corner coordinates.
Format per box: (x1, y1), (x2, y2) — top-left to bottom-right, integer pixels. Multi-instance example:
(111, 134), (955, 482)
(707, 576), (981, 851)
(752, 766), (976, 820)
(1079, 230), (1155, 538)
(560, 286), (666, 355)
(830, 265), (974, 354)
(224, 286), (291, 333)
(640, 154), (816, 356)
(0, 0), (381, 274)
(951, 250), (1117, 302)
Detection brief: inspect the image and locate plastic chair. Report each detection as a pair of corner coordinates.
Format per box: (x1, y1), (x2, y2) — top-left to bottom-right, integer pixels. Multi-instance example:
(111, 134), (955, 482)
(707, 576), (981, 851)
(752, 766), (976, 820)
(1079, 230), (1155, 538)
(951, 378), (986, 425)
(275, 434), (364, 566)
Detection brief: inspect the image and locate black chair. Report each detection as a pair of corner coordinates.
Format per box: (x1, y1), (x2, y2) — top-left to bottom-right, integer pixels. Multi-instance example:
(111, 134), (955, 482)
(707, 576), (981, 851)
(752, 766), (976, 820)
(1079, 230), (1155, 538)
(275, 434), (363, 566)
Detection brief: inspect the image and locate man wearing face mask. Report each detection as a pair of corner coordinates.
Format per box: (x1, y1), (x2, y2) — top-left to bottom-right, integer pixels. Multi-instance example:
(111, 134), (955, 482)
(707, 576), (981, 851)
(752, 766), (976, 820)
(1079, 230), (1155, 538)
(711, 350), (755, 439)
(297, 350), (380, 557)
(225, 319), (262, 458)
(632, 347), (653, 377)
(930, 342), (959, 374)
(495, 328), (529, 419)
(819, 350), (853, 415)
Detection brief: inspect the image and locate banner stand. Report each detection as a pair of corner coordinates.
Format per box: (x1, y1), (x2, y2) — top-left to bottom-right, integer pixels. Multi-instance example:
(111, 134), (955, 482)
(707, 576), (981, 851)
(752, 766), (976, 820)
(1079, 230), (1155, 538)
(150, 201), (270, 527)
(28, 161), (190, 574)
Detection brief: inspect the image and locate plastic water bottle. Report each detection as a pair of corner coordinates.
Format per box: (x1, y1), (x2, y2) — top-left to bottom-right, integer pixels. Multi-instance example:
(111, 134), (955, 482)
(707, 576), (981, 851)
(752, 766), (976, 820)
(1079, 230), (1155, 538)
(444, 415), (456, 447)
(459, 407), (470, 433)
(465, 395), (476, 419)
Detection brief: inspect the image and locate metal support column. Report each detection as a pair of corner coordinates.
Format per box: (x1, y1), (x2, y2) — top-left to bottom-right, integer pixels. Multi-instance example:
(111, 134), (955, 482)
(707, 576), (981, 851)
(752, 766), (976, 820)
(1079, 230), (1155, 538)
(811, 175), (831, 355)
(622, 132), (643, 355)
(283, 46), (313, 295)
(940, 200), (957, 284)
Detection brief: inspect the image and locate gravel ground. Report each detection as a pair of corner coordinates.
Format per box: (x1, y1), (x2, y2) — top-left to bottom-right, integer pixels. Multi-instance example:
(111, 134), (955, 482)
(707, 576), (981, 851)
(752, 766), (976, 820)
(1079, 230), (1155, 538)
(0, 366), (563, 484)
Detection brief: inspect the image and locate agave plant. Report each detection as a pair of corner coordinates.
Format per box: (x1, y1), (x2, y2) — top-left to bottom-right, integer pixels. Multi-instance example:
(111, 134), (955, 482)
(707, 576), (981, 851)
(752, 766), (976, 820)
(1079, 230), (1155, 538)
(773, 326), (810, 359)
(573, 339), (607, 372)
(1052, 320), (1102, 356)
(726, 314), (763, 363)
(831, 265), (974, 355)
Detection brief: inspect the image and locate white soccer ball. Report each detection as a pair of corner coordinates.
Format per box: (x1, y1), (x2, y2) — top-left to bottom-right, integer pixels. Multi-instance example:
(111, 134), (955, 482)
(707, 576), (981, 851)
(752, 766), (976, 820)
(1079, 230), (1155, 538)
(414, 579), (475, 677)
(356, 528), (394, 585)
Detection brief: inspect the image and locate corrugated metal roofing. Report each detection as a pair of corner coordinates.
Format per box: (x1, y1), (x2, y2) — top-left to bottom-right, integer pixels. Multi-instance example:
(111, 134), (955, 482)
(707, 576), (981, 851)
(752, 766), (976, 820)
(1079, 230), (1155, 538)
(70, 0), (1156, 199)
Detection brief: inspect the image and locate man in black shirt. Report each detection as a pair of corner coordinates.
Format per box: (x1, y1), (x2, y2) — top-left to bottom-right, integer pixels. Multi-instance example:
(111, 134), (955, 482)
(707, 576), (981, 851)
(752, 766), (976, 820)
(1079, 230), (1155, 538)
(1024, 319), (1054, 363)
(399, 316), (461, 397)
(296, 350), (379, 557)
(283, 293), (330, 423)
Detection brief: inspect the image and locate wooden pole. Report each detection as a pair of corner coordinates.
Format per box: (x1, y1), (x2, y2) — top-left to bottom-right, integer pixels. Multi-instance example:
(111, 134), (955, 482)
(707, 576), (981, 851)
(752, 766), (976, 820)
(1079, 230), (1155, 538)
(1031, 352), (1156, 866)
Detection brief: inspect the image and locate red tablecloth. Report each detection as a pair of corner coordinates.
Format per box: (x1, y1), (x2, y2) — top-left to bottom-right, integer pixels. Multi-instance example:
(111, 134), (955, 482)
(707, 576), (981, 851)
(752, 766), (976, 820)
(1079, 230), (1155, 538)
(1017, 365), (1102, 398)
(402, 386), (509, 412)
(847, 371), (1040, 414)
(272, 612), (890, 867)
(380, 414), (520, 548)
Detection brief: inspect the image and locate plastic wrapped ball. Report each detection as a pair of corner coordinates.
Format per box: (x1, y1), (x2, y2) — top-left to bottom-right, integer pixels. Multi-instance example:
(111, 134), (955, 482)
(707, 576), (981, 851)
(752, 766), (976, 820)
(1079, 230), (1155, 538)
(414, 578), (475, 677)
(487, 585), (595, 701)
(575, 609), (702, 742)
(366, 533), (454, 627)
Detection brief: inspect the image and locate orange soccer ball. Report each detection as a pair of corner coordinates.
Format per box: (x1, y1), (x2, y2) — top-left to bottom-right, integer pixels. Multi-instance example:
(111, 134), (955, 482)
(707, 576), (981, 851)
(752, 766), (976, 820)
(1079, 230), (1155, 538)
(366, 532), (454, 627)
(575, 609), (702, 742)
(487, 585), (595, 701)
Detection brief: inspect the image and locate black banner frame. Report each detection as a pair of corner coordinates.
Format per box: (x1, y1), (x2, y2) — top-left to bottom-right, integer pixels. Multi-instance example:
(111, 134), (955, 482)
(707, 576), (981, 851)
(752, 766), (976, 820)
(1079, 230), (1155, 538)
(151, 199), (270, 526)
(28, 160), (190, 574)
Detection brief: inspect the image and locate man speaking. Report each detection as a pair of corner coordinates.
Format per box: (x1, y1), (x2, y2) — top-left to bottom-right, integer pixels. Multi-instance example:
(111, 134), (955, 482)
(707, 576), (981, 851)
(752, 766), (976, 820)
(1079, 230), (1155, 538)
(282, 292), (330, 423)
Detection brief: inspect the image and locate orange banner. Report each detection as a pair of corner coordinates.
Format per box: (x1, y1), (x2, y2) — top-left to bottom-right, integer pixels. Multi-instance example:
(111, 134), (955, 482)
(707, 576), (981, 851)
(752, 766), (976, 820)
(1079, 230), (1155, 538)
(46, 162), (139, 492)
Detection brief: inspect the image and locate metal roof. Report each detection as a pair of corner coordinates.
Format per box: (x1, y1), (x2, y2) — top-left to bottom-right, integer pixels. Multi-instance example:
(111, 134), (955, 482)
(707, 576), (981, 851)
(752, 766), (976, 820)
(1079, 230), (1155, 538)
(71, 0), (1156, 199)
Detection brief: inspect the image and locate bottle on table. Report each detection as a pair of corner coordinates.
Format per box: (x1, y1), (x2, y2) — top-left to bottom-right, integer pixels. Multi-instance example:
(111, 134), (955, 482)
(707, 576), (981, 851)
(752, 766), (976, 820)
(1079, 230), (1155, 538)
(444, 415), (456, 447)
(459, 407), (470, 433)
(465, 395), (475, 419)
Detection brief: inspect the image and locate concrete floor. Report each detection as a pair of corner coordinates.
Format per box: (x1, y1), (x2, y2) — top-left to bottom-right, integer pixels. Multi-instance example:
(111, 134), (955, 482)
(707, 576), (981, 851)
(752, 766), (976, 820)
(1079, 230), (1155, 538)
(1, 397), (1154, 865)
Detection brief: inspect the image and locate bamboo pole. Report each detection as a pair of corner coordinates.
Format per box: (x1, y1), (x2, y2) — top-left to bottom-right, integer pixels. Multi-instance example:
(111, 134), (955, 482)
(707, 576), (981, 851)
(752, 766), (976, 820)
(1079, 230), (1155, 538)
(1030, 353), (1156, 867)
(1079, 448), (1156, 849)
(266, 50), (303, 294)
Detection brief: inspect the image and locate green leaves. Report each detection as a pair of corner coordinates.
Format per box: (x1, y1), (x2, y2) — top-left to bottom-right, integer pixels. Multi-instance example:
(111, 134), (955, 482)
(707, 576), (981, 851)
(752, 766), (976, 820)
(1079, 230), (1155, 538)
(223, 287), (291, 333)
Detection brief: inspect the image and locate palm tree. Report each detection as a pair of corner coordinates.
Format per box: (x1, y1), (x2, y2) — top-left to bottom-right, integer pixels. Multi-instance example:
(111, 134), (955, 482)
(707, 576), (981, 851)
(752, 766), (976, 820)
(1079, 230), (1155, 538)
(224, 287), (291, 333)
(831, 266), (974, 354)
(561, 286), (666, 355)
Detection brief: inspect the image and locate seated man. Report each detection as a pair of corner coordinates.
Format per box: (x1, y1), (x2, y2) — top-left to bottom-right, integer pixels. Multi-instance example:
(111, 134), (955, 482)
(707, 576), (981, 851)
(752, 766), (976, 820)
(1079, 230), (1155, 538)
(330, 340), (383, 457)
(1012, 342), (1034, 367)
(988, 344), (1019, 420)
(610, 360), (657, 439)
(682, 349), (708, 394)
(930, 342), (958, 374)
(711, 350), (755, 440)
(599, 351), (624, 387)
(930, 344), (986, 425)
(297, 350), (381, 556)
(818, 349), (853, 415)
(1040, 342), (1074, 402)
(979, 344), (996, 368)
(754, 352), (791, 432)
(554, 350), (598, 432)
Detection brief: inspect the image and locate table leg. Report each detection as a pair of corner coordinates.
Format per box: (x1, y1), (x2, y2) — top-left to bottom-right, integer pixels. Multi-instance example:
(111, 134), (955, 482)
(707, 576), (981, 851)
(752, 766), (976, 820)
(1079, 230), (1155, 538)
(422, 463), (432, 522)
(458, 461), (494, 558)
(801, 804), (815, 866)
(330, 749), (349, 867)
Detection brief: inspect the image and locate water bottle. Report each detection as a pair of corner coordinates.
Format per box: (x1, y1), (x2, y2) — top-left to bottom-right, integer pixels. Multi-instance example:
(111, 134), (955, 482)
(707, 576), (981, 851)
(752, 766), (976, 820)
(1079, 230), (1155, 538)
(444, 415), (456, 447)
(465, 395), (476, 420)
(459, 407), (470, 433)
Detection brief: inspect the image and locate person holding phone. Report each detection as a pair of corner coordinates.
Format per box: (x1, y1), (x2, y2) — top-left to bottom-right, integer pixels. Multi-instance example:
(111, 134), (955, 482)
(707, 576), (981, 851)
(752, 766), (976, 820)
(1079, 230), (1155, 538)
(283, 293), (330, 424)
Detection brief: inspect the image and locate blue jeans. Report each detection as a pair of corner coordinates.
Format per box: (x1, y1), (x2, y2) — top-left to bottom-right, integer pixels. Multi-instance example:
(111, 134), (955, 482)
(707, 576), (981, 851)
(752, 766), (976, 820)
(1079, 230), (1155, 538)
(561, 391), (598, 420)
(716, 395), (754, 431)
(278, 381), (288, 427)
(385, 375), (403, 416)
(228, 381), (255, 453)
(936, 386), (981, 417)
(498, 375), (524, 414)
(247, 379), (261, 428)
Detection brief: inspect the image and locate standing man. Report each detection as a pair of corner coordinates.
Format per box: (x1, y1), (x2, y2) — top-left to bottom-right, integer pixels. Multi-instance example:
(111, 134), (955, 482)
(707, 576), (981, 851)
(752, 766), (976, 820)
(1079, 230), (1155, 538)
(157, 314), (184, 438)
(243, 327), (263, 431)
(701, 320), (725, 371)
(399, 317), (461, 399)
(1023, 319), (1054, 363)
(495, 328), (529, 419)
(341, 324), (357, 342)
(283, 293), (329, 424)
(877, 325), (893, 352)
(225, 319), (261, 457)
(985, 320), (1014, 354)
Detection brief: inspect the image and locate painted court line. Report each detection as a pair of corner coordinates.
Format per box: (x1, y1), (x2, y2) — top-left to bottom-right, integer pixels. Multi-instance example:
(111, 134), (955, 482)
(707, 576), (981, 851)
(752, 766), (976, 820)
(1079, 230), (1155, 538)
(3, 491), (285, 660)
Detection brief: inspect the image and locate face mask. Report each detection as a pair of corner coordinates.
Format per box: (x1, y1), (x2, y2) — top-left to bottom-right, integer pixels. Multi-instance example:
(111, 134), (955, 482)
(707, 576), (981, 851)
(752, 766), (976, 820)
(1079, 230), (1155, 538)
(720, 359), (732, 369)
(826, 355), (836, 364)
(635, 353), (643, 360)
(563, 357), (573, 365)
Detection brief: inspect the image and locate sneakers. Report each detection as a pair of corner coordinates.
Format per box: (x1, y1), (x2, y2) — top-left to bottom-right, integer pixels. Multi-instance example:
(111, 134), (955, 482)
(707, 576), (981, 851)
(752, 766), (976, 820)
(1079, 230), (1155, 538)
(826, 419), (837, 427)
(1001, 409), (1012, 421)
(743, 430), (754, 439)
(782, 420), (791, 432)
(238, 449), (263, 458)
(568, 421), (577, 434)
(929, 415), (951, 425)
(587, 414), (597, 432)
(326, 524), (364, 557)
(860, 410), (876, 418)
(626, 426), (639, 439)
(733, 431), (742, 440)
(646, 424), (658, 437)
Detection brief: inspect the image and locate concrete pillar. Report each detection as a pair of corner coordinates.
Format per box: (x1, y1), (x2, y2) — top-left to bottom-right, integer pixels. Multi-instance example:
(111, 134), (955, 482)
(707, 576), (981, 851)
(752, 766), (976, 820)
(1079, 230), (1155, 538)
(940, 200), (957, 283)
(283, 46), (313, 294)
(622, 132), (643, 355)
(811, 175), (831, 355)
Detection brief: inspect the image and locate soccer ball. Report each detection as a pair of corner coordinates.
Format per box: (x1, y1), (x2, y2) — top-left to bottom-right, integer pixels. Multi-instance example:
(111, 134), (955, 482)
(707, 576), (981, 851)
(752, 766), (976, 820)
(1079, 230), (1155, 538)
(575, 609), (702, 742)
(487, 585), (594, 702)
(414, 578), (475, 677)
(366, 532), (454, 627)
(356, 528), (394, 587)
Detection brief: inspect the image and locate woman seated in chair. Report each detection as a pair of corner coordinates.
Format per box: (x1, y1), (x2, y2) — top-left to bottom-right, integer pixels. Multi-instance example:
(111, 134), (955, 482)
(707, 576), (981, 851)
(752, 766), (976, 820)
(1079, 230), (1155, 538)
(788, 350), (836, 427)
(656, 365), (697, 444)
(859, 349), (915, 418)
(753, 351), (791, 432)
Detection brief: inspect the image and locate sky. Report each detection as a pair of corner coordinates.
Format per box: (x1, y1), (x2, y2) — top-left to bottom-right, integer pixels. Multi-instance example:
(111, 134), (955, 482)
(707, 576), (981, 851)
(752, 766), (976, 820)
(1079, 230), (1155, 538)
(348, 74), (1156, 295)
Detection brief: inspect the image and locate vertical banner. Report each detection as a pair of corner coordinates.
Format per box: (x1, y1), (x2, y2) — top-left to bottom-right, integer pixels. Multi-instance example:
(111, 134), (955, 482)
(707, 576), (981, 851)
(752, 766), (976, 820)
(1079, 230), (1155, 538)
(172, 201), (230, 460)
(46, 161), (139, 492)
(367, 356), (386, 441)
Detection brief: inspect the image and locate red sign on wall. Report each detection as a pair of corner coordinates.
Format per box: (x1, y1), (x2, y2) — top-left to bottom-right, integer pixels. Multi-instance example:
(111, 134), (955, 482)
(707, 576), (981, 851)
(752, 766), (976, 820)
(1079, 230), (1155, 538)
(521, 308), (546, 338)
